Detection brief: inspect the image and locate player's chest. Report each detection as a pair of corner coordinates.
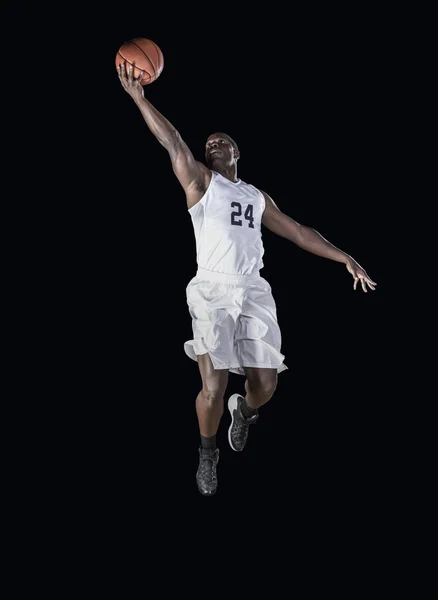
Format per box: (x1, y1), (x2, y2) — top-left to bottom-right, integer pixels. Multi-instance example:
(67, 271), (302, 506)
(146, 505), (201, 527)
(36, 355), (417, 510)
(206, 188), (262, 232)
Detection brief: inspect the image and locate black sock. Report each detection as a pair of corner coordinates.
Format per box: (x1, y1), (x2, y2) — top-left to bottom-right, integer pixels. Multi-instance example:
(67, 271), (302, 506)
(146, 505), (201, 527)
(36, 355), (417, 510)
(240, 397), (258, 419)
(201, 434), (216, 453)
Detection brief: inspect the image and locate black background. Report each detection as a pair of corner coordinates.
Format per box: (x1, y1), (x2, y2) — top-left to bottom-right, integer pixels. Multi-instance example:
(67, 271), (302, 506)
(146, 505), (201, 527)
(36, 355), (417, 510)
(4, 2), (392, 518)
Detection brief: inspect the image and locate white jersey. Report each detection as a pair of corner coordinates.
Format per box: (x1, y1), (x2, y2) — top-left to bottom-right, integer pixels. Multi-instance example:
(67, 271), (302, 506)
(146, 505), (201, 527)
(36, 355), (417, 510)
(188, 170), (266, 276)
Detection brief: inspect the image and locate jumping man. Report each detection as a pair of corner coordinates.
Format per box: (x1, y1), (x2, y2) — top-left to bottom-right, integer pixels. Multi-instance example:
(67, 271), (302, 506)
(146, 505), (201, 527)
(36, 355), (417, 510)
(117, 63), (377, 496)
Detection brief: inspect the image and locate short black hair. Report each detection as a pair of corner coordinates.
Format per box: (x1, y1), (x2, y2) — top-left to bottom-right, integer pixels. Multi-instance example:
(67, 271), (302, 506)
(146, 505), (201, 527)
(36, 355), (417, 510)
(225, 134), (239, 153)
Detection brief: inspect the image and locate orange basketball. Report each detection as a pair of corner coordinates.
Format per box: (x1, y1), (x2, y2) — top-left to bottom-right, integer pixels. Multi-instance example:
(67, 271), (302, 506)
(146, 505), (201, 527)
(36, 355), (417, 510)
(115, 37), (164, 86)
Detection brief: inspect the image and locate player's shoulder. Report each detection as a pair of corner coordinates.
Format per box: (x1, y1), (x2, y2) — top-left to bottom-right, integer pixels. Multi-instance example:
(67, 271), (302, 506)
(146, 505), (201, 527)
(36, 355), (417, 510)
(258, 189), (281, 215)
(244, 180), (267, 200)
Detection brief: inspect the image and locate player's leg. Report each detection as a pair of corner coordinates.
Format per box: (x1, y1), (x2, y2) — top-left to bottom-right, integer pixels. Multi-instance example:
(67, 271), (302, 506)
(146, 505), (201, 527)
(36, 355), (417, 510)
(228, 276), (286, 452)
(196, 352), (229, 441)
(185, 275), (240, 494)
(195, 352), (229, 496)
(228, 368), (277, 452)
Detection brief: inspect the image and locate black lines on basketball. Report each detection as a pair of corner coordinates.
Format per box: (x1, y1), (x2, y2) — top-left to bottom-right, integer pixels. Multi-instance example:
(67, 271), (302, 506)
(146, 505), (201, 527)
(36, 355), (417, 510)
(150, 39), (163, 74)
(117, 51), (153, 80)
(129, 40), (156, 77)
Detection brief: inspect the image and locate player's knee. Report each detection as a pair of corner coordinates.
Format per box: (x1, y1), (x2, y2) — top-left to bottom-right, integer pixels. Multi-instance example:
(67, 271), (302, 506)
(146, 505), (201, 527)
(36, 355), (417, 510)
(201, 381), (225, 405)
(258, 378), (277, 398)
(247, 373), (277, 398)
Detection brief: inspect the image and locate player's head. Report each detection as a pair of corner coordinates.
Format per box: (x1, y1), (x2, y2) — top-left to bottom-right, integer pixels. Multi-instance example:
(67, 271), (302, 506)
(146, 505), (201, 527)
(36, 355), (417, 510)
(205, 132), (240, 167)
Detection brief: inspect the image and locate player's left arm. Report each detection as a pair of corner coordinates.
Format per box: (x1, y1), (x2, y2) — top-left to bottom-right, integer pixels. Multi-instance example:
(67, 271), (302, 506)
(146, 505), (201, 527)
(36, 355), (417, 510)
(260, 190), (377, 293)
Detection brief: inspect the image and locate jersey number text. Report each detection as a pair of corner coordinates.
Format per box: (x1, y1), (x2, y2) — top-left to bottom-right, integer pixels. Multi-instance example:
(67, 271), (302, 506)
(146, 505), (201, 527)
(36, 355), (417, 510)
(231, 202), (255, 229)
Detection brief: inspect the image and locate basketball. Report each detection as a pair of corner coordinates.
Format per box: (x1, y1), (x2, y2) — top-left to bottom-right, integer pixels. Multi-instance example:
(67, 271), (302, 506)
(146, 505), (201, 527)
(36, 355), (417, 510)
(115, 38), (164, 86)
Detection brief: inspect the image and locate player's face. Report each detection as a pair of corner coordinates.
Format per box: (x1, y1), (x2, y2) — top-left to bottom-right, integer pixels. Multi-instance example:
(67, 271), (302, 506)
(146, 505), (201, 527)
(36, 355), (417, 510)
(205, 134), (235, 166)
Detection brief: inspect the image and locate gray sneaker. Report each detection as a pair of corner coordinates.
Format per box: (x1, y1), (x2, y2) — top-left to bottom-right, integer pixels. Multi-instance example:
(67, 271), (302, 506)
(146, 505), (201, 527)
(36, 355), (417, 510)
(228, 394), (258, 452)
(196, 447), (219, 496)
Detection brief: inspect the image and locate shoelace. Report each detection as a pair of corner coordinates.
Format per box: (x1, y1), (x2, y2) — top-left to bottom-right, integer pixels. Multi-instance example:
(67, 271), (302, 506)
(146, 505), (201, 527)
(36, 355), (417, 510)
(200, 456), (217, 482)
(233, 415), (251, 436)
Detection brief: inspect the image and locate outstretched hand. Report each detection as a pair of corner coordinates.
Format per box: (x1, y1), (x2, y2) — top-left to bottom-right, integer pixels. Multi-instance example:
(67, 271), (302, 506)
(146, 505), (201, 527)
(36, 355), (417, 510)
(117, 62), (144, 103)
(346, 258), (377, 293)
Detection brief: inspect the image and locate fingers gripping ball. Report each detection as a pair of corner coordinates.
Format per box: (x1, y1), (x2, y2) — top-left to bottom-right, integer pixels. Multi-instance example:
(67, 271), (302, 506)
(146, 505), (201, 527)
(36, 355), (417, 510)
(115, 38), (164, 85)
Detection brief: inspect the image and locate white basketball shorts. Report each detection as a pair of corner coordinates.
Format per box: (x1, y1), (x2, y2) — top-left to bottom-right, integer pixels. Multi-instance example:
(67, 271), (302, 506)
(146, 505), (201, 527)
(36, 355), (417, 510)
(184, 267), (288, 376)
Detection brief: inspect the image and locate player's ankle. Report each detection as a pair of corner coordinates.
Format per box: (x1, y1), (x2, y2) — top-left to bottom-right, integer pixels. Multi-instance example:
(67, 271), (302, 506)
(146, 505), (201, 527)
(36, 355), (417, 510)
(240, 397), (258, 419)
(201, 434), (217, 453)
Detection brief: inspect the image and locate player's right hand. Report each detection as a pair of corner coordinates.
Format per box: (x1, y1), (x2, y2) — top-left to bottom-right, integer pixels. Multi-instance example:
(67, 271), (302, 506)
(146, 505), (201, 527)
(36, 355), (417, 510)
(117, 62), (144, 102)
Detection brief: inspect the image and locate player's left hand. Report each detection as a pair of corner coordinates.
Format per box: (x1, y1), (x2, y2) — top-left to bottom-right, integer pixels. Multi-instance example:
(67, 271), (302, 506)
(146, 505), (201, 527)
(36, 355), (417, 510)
(346, 258), (377, 293)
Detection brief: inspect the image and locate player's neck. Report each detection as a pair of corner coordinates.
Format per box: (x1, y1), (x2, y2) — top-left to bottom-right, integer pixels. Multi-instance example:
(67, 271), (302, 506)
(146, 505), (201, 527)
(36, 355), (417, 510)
(215, 164), (239, 183)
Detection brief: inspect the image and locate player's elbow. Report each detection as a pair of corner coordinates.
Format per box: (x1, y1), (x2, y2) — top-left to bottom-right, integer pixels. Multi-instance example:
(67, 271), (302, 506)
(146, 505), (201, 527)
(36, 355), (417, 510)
(155, 127), (179, 153)
(295, 223), (306, 245)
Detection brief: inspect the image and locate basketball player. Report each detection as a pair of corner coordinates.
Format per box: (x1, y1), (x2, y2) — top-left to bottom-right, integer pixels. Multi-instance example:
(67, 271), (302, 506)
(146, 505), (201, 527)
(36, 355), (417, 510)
(117, 63), (377, 496)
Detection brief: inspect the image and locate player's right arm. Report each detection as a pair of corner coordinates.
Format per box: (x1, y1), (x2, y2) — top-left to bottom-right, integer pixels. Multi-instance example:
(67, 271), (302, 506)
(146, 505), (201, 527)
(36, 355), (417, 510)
(117, 63), (210, 208)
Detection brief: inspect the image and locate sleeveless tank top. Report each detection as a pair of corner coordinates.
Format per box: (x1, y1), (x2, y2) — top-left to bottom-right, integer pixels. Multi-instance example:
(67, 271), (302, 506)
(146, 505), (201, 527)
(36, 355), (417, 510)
(188, 170), (265, 276)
